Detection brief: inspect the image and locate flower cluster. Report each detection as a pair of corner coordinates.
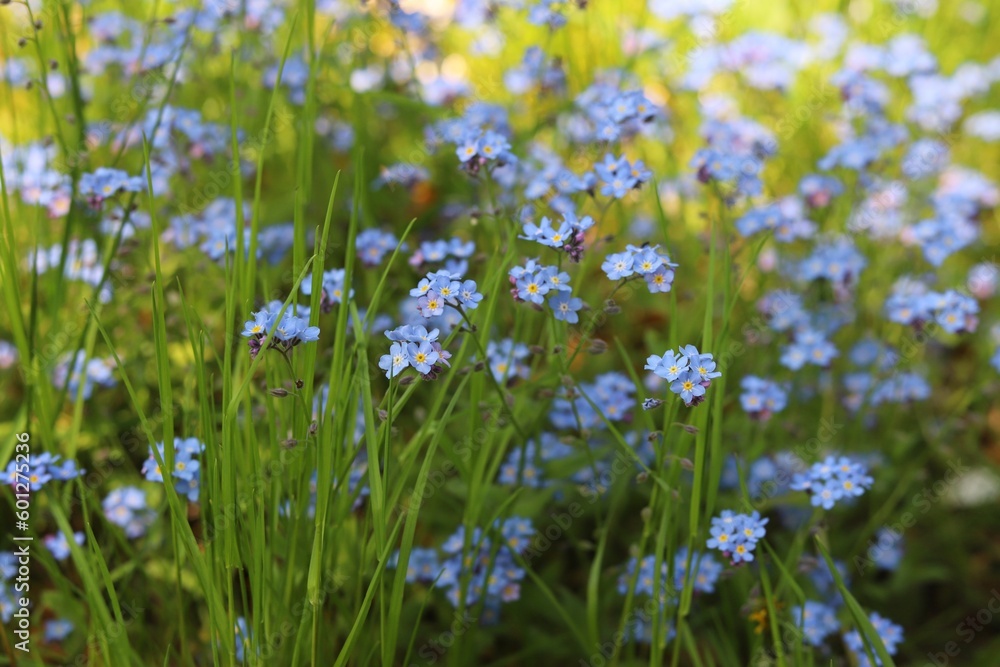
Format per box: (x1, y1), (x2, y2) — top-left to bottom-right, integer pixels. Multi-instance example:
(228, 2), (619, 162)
(378, 325), (452, 380)
(504, 47), (566, 96)
(885, 285), (979, 334)
(739, 376), (789, 420)
(736, 198), (817, 242)
(594, 153), (652, 198)
(4, 452), (83, 491)
(509, 259), (571, 307)
(706, 510), (769, 564)
(78, 167), (144, 206)
(551, 372), (634, 428)
(602, 244), (678, 293)
(645, 345), (721, 407)
(498, 440), (552, 488)
(411, 270), (483, 317)
(302, 268), (353, 312)
(52, 350), (118, 399)
(485, 338), (532, 383)
(31, 239), (114, 303)
(843, 612), (904, 667)
(571, 82), (659, 143)
(44, 531), (85, 561)
(790, 456), (874, 509)
(356, 229), (400, 266)
(795, 236), (867, 290)
(103, 487), (156, 539)
(614, 554), (680, 645)
(241, 302), (320, 359)
(428, 104), (516, 175)
(792, 600), (840, 647)
(780, 327), (838, 370)
(520, 213), (594, 261)
(519, 146), (593, 214)
(410, 237), (475, 275)
(799, 174), (843, 208)
(374, 163), (430, 190)
(691, 116), (776, 197)
(142, 437), (205, 503)
(395, 518), (533, 622)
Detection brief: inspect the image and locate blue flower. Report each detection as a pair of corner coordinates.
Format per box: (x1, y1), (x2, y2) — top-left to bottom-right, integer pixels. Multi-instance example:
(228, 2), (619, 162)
(402, 548), (441, 583)
(498, 443), (544, 488)
(478, 130), (510, 160)
(484, 338), (532, 382)
(43, 531), (85, 561)
(379, 342), (411, 379)
(631, 247), (662, 275)
(549, 293), (583, 323)
(792, 601), (839, 647)
(406, 341), (440, 374)
(457, 279), (484, 309)
(456, 135), (479, 162)
(670, 369), (706, 405)
(791, 455), (873, 509)
(674, 548), (722, 594)
(356, 229), (400, 266)
(515, 273), (550, 304)
(706, 524), (734, 551)
(417, 291), (445, 317)
(868, 528), (904, 572)
(234, 616), (252, 663)
(103, 486), (155, 539)
(843, 612), (903, 667)
(645, 350), (689, 381)
(242, 311), (273, 338)
(740, 376), (788, 420)
(602, 251), (634, 280)
(539, 266), (572, 292)
(44, 618), (74, 642)
(706, 510), (768, 564)
(410, 277), (434, 298)
(689, 353), (721, 382)
(241, 306), (319, 357)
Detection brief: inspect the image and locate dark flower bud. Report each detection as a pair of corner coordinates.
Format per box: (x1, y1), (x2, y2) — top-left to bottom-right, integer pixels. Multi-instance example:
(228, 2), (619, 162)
(269, 388), (289, 397)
